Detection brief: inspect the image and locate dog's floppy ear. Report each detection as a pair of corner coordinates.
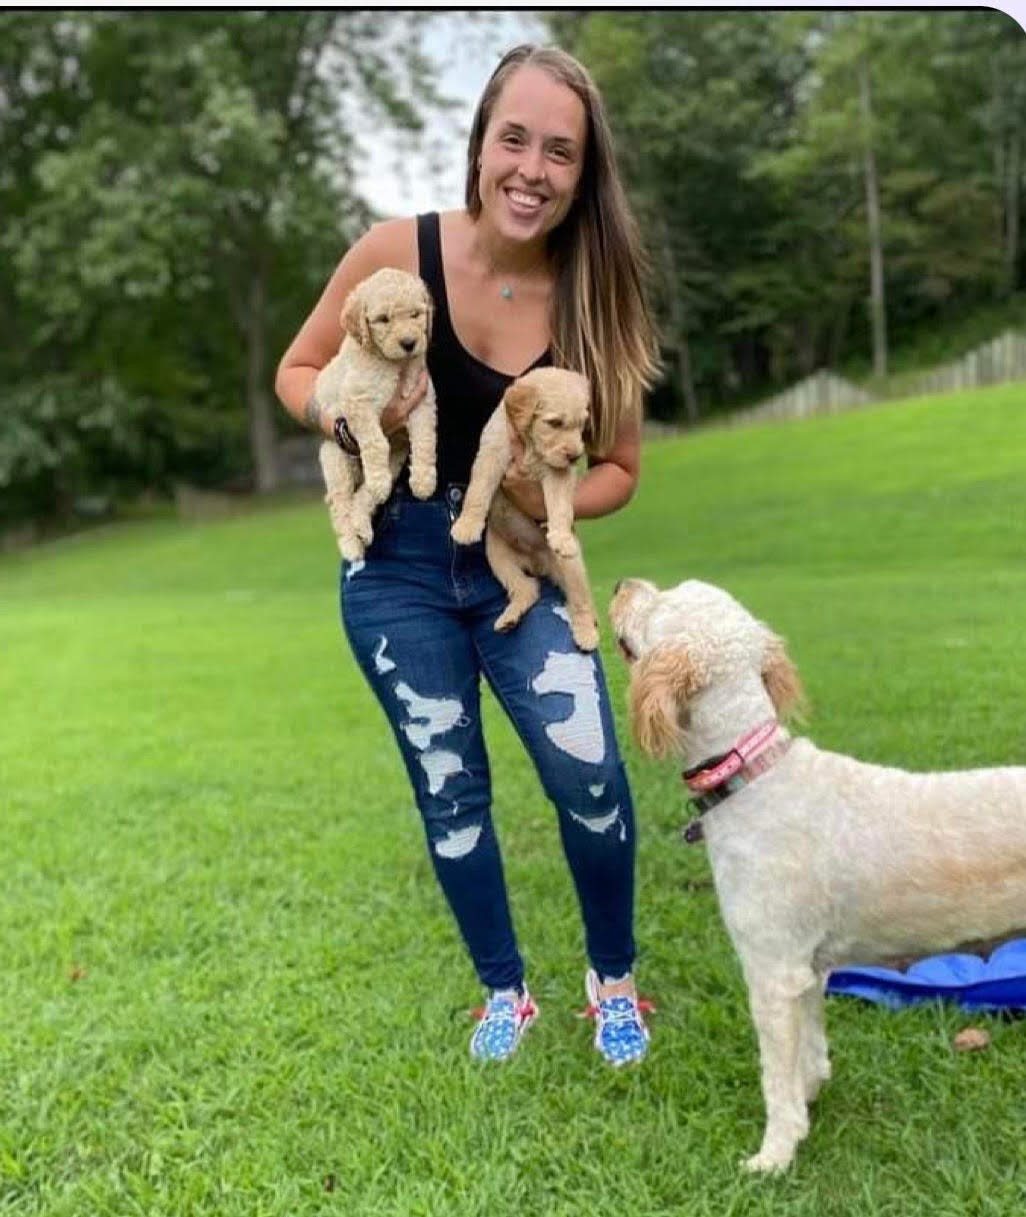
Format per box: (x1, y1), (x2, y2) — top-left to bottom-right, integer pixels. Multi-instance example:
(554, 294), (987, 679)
(340, 282), (370, 346)
(629, 643), (708, 759)
(761, 630), (805, 722)
(503, 380), (539, 437)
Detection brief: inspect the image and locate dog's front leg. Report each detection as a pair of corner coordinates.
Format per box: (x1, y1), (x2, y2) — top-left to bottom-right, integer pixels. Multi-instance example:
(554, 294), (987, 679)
(346, 415), (392, 505)
(798, 982), (831, 1104)
(540, 469), (579, 560)
(451, 447), (508, 545)
(405, 379), (437, 500)
(318, 442), (364, 561)
(743, 977), (811, 1174)
(547, 552), (598, 651)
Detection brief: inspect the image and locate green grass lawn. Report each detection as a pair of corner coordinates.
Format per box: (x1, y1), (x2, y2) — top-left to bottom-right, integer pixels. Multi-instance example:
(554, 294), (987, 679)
(2, 382), (1026, 1215)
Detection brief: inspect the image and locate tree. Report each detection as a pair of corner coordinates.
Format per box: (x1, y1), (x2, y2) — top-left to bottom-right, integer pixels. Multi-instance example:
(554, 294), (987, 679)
(2, 11), (451, 513)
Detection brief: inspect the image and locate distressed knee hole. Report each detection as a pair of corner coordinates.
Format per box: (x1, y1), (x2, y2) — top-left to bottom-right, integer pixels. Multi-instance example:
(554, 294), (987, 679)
(530, 650), (605, 764)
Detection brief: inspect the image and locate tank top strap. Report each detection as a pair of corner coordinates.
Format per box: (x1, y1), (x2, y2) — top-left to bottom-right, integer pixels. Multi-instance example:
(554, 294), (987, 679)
(416, 212), (453, 337)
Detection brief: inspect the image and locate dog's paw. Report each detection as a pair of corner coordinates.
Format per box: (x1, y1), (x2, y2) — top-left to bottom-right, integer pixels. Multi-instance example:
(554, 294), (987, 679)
(338, 534), (366, 563)
(494, 605), (524, 634)
(451, 516), (483, 546)
(408, 465), (437, 500)
(571, 617), (599, 652)
(547, 530), (579, 560)
(741, 1148), (794, 1175)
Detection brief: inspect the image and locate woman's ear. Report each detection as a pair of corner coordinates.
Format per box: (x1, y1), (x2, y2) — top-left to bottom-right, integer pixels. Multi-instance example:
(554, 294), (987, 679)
(503, 381), (539, 437)
(341, 282), (370, 346)
(761, 629), (806, 722)
(629, 644), (708, 759)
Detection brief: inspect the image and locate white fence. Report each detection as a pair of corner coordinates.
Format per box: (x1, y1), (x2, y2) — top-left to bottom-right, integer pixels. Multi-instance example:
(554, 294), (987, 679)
(725, 329), (1026, 428)
(901, 330), (1026, 398)
(729, 369), (874, 427)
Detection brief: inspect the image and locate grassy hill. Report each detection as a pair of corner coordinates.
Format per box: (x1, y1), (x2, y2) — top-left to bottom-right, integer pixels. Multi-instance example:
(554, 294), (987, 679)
(2, 382), (1025, 1215)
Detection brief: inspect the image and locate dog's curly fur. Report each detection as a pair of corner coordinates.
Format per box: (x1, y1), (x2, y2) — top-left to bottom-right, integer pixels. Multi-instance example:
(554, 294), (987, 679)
(316, 268), (437, 561)
(450, 367), (598, 650)
(611, 577), (1026, 1173)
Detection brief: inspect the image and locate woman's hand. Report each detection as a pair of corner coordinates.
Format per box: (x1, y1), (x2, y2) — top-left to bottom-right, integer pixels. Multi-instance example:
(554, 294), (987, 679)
(501, 427), (547, 521)
(380, 366), (429, 438)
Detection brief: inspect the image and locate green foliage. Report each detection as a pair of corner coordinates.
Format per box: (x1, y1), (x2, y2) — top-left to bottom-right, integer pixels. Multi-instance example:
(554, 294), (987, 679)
(1, 11), (447, 521)
(548, 10), (1026, 410)
(3, 384), (1026, 1213)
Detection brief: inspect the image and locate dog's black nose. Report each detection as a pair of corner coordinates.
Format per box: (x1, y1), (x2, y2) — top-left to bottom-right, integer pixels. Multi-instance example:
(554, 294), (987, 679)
(400, 338), (416, 352)
(614, 579), (624, 594)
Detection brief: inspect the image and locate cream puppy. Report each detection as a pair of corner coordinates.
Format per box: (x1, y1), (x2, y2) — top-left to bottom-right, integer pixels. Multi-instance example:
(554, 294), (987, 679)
(450, 367), (598, 651)
(316, 268), (436, 561)
(611, 577), (1026, 1173)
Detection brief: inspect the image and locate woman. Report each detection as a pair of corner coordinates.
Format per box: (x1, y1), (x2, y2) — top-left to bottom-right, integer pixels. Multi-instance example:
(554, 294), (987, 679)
(275, 45), (659, 1064)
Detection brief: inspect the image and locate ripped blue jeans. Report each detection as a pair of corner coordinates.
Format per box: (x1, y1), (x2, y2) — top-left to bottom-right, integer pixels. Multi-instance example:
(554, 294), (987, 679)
(340, 482), (636, 992)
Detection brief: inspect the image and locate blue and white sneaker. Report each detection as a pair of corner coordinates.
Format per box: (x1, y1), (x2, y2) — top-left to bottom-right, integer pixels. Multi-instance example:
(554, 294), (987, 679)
(469, 988), (538, 1061)
(585, 969), (650, 1067)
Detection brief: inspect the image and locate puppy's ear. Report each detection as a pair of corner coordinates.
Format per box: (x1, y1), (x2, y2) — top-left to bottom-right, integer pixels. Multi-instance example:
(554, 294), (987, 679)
(761, 630), (806, 722)
(629, 644), (708, 759)
(503, 381), (539, 437)
(340, 283), (370, 346)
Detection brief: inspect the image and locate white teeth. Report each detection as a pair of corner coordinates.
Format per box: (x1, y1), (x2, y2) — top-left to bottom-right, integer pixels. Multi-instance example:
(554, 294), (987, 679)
(508, 189), (543, 208)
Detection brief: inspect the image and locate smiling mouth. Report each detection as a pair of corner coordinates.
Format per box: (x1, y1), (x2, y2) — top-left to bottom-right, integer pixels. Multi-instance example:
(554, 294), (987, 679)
(506, 188), (545, 211)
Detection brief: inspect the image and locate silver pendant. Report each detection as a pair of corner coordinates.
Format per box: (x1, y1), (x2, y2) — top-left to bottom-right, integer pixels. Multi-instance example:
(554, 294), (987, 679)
(500, 284), (513, 301)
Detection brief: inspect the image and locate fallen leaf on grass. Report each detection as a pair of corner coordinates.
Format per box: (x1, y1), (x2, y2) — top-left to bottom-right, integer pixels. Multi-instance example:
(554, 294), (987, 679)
(953, 1027), (990, 1051)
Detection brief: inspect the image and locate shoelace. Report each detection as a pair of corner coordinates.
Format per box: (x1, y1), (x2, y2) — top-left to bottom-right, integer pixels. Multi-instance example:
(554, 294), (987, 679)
(581, 997), (656, 1022)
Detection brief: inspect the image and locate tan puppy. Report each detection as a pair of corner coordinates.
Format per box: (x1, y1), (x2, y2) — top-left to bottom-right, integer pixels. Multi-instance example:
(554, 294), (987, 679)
(611, 576), (1026, 1173)
(450, 367), (598, 651)
(316, 268), (436, 561)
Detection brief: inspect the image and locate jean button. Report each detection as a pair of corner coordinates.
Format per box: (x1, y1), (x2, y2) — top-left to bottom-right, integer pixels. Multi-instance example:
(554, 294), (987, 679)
(449, 487), (463, 507)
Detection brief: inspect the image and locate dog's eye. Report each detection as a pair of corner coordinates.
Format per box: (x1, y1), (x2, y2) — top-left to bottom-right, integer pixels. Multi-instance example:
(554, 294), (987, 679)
(372, 314), (389, 325)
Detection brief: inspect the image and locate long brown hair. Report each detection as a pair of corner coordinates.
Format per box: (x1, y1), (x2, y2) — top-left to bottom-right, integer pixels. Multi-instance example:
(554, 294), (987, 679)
(465, 45), (660, 456)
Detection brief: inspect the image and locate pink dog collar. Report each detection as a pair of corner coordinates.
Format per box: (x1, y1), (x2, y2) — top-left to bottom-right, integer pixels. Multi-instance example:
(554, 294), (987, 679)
(681, 720), (791, 843)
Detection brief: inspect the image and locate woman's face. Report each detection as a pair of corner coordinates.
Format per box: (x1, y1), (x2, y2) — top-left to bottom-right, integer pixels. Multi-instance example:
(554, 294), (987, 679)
(477, 65), (587, 245)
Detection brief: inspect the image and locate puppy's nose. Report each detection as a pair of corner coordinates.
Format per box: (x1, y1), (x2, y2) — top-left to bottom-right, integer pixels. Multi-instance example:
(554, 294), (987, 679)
(614, 579), (624, 594)
(400, 337), (416, 352)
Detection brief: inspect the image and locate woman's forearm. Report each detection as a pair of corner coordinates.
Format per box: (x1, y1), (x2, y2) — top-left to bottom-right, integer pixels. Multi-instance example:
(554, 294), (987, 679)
(574, 459), (637, 520)
(275, 363), (331, 436)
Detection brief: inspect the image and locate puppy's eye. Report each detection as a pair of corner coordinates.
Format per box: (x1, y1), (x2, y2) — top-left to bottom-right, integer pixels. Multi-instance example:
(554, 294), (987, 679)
(372, 314), (389, 324)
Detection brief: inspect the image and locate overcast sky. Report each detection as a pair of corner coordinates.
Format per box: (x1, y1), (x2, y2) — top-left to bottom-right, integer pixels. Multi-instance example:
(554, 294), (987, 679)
(350, 11), (545, 218)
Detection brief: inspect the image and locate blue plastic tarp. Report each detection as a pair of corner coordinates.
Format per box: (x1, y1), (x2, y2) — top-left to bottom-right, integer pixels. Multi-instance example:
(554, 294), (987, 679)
(826, 939), (1026, 1011)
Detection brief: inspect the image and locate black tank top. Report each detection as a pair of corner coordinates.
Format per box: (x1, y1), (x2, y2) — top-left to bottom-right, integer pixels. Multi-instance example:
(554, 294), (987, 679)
(417, 212), (551, 487)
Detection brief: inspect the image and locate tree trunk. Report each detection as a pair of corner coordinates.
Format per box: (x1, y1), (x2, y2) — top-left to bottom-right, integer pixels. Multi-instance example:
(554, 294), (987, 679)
(657, 223), (700, 424)
(858, 50), (888, 380)
(1006, 126), (1021, 293)
(245, 265), (279, 494)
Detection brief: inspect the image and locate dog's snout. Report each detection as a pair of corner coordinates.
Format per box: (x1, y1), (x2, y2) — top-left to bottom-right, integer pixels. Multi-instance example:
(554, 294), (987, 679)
(614, 579), (625, 594)
(400, 337), (416, 353)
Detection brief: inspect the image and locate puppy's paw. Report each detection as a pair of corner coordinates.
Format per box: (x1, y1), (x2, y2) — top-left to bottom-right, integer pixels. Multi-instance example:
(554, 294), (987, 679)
(451, 515), (484, 546)
(571, 617), (599, 652)
(494, 586), (539, 633)
(547, 530), (579, 560)
(408, 465), (437, 500)
(494, 605), (524, 634)
(338, 534), (366, 563)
